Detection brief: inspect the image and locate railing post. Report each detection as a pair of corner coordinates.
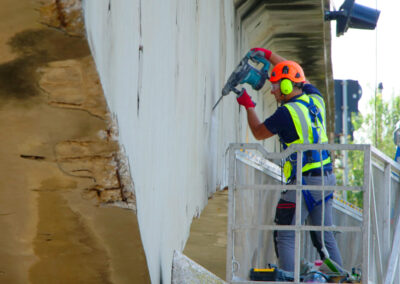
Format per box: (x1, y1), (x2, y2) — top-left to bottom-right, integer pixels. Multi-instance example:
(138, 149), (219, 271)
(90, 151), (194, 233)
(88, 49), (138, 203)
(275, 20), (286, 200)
(371, 170), (384, 283)
(362, 145), (371, 284)
(294, 150), (303, 283)
(383, 163), (392, 267)
(226, 145), (236, 282)
(384, 214), (400, 284)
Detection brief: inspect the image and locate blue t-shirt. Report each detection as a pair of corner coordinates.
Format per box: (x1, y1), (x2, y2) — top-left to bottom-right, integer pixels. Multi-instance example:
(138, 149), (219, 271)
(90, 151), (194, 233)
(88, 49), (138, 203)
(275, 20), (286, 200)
(263, 84), (322, 144)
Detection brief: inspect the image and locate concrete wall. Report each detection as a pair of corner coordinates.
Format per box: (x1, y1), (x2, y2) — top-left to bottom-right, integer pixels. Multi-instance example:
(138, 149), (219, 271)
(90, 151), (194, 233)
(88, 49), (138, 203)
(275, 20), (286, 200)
(82, 0), (249, 282)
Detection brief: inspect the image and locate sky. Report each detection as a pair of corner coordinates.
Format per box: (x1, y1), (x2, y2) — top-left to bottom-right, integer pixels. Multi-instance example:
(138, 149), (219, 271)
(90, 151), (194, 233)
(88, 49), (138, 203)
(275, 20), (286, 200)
(330, 0), (400, 112)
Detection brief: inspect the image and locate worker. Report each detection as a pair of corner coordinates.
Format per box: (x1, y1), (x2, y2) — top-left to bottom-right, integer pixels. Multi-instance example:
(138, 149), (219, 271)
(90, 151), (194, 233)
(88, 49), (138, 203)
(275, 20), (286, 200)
(236, 47), (343, 272)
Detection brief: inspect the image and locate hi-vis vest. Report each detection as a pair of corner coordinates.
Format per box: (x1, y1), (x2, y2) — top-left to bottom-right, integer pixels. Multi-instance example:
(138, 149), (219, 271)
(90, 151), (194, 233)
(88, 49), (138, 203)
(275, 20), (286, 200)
(282, 93), (331, 181)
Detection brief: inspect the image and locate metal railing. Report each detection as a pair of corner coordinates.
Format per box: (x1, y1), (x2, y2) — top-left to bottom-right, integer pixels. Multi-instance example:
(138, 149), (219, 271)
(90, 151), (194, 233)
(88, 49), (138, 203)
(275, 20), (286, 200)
(226, 143), (400, 284)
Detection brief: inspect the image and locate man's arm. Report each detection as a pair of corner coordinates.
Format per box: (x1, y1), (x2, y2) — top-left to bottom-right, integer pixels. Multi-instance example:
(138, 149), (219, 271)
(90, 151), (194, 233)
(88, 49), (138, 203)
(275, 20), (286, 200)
(269, 52), (287, 66)
(236, 90), (274, 140)
(251, 48), (310, 85)
(250, 47), (287, 66)
(246, 108), (274, 140)
(236, 48), (299, 141)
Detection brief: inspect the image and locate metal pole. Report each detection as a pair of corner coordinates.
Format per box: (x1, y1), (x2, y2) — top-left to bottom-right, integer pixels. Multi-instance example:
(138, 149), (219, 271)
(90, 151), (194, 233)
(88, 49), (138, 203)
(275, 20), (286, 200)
(294, 151), (303, 283)
(362, 146), (371, 284)
(226, 145), (235, 281)
(383, 164), (392, 268)
(342, 80), (349, 196)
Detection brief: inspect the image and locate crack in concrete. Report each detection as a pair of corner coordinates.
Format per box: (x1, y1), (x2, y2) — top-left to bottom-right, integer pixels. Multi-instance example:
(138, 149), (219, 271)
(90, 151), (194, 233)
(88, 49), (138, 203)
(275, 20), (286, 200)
(49, 101), (82, 106)
(57, 155), (114, 161)
(20, 155), (46, 160)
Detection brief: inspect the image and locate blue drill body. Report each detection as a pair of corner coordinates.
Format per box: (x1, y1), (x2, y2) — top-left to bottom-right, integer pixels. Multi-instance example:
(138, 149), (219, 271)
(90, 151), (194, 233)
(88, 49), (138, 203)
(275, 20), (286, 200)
(239, 51), (270, 91)
(213, 50), (270, 110)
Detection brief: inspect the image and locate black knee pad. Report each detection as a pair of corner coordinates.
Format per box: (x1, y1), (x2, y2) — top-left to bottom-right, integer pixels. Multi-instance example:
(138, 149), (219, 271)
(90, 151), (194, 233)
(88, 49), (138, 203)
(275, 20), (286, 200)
(273, 199), (296, 259)
(274, 199), (296, 225)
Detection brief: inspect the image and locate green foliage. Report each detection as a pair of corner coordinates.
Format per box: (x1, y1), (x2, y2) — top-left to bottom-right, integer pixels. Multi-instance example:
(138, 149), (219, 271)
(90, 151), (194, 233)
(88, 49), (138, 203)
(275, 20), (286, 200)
(335, 91), (400, 208)
(334, 147), (364, 208)
(364, 94), (400, 157)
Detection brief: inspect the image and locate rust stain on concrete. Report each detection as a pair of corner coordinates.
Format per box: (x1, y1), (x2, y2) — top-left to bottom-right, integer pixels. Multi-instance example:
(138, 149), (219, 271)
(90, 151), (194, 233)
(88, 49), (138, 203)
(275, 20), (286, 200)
(39, 0), (85, 36)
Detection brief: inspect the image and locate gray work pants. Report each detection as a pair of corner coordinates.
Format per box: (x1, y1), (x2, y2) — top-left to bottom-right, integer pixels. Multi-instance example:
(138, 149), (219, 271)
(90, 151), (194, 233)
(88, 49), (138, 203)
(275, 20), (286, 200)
(275, 173), (343, 272)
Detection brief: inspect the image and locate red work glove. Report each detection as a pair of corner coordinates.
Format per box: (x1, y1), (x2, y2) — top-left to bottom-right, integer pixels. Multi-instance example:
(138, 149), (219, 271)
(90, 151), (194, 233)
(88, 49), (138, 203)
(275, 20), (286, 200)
(236, 89), (256, 109)
(250, 47), (272, 60)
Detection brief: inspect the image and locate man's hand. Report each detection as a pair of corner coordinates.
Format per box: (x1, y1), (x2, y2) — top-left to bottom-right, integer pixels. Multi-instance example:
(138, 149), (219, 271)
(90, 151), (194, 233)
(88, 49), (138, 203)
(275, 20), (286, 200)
(237, 89), (256, 109)
(250, 47), (272, 60)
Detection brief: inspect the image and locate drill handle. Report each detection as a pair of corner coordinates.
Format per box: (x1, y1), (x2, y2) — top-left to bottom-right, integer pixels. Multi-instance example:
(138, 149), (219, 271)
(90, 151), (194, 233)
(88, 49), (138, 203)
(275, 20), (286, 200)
(232, 87), (242, 96)
(247, 50), (271, 77)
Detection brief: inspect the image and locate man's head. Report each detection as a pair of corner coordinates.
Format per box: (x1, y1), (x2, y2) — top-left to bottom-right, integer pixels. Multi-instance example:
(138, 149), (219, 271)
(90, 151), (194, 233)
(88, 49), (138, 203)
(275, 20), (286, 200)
(269, 60), (305, 103)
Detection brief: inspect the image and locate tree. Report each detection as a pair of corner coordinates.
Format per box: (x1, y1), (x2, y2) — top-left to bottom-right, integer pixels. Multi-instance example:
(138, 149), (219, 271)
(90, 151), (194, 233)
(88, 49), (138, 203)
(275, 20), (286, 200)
(336, 90), (400, 208)
(364, 93), (400, 158)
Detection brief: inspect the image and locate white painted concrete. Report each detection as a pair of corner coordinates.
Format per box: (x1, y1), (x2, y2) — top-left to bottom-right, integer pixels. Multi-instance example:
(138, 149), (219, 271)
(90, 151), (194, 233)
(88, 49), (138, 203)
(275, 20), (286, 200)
(82, 1), (259, 282)
(82, 0), (332, 282)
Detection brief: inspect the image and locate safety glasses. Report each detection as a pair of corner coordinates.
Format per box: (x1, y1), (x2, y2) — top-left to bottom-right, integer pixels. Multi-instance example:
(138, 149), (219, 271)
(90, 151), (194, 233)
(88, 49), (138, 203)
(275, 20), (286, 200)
(271, 83), (280, 91)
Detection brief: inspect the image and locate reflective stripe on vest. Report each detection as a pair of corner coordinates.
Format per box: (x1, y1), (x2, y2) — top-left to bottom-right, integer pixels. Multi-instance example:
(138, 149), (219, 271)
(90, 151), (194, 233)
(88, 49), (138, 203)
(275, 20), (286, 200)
(283, 94), (331, 174)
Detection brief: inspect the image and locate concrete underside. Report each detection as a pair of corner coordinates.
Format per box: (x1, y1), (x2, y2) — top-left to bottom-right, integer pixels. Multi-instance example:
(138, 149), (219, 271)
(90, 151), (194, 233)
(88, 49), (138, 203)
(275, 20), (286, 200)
(0, 1), (149, 283)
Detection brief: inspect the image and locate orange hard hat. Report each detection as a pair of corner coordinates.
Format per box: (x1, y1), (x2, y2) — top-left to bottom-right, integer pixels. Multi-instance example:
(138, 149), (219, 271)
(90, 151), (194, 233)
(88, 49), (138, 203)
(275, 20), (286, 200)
(270, 60), (305, 84)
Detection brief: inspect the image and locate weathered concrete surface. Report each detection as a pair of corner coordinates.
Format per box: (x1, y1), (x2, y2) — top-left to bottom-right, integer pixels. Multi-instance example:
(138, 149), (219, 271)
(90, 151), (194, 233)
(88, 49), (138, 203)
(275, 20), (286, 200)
(0, 0), (149, 283)
(39, 57), (108, 119)
(38, 57), (135, 204)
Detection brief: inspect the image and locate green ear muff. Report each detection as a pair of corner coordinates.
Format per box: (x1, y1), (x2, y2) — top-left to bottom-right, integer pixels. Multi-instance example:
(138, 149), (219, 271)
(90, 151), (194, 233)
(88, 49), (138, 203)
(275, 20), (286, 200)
(280, 79), (293, 95)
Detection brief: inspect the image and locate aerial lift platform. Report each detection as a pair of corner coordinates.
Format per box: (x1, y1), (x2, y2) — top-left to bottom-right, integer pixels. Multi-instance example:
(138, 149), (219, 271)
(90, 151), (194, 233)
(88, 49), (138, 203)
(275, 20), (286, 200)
(226, 143), (400, 283)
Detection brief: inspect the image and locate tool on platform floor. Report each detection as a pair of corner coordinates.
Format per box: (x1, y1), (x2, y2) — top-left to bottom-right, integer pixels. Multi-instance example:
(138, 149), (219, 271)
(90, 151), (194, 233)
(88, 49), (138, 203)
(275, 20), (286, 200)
(212, 50), (271, 111)
(249, 261), (361, 283)
(249, 267), (295, 282)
